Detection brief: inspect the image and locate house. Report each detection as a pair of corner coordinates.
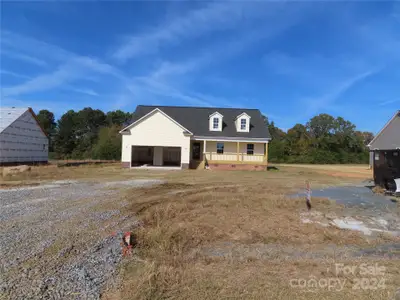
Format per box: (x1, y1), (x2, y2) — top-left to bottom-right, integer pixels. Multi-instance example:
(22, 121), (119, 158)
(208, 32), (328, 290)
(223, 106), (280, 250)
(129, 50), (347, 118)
(120, 105), (271, 170)
(368, 110), (400, 188)
(0, 107), (48, 165)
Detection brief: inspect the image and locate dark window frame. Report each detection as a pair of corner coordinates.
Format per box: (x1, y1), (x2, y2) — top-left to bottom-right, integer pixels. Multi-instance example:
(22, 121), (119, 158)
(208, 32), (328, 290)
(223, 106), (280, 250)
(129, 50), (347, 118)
(217, 142), (224, 154)
(247, 143), (254, 155)
(213, 117), (219, 129)
(240, 118), (246, 130)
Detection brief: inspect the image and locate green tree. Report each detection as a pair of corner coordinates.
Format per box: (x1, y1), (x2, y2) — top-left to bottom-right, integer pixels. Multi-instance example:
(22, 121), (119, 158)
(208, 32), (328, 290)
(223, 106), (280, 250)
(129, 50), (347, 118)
(306, 114), (336, 139)
(72, 108), (107, 158)
(36, 109), (56, 151)
(54, 110), (77, 157)
(92, 125), (122, 160)
(106, 110), (132, 126)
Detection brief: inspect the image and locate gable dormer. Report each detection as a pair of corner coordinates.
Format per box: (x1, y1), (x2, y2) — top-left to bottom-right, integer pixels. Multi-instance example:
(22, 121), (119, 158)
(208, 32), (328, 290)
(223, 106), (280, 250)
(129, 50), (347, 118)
(209, 111), (223, 131)
(235, 112), (251, 132)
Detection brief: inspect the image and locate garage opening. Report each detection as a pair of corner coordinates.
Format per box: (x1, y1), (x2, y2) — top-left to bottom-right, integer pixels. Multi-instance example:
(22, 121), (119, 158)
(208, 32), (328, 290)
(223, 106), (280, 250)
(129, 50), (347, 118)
(163, 147), (181, 166)
(131, 146), (181, 167)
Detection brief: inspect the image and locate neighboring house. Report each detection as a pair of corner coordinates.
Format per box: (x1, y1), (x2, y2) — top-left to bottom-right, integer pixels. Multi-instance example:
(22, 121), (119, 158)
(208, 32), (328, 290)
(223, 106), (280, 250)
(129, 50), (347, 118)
(120, 105), (271, 170)
(0, 107), (48, 165)
(368, 110), (400, 188)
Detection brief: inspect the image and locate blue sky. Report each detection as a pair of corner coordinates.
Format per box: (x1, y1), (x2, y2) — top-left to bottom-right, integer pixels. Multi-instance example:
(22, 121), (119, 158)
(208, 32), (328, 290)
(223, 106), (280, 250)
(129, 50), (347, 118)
(1, 1), (399, 133)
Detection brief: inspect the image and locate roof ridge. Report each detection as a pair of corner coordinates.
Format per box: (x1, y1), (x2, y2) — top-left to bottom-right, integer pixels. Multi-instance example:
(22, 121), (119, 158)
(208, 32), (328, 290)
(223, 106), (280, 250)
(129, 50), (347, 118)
(137, 105), (260, 110)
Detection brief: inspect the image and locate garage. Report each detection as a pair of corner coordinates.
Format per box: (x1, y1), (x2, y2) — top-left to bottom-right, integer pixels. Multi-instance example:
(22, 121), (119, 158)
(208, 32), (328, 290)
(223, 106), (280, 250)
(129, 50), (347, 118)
(131, 146), (181, 167)
(163, 147), (181, 166)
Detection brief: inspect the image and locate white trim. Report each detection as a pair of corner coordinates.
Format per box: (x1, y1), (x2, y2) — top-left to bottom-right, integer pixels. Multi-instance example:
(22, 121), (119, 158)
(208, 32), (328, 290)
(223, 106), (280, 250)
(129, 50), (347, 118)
(235, 112), (251, 120)
(209, 111), (224, 118)
(209, 113), (223, 132)
(119, 108), (193, 135)
(193, 136), (270, 143)
(367, 110), (399, 148)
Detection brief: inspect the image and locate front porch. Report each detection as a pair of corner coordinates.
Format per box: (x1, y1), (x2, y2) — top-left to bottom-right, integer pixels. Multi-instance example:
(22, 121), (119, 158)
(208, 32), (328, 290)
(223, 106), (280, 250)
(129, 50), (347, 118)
(190, 140), (268, 169)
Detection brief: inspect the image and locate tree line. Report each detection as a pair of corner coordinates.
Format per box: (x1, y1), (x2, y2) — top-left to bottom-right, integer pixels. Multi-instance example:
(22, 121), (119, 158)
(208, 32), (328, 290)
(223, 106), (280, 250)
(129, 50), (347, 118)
(36, 108), (132, 160)
(264, 114), (373, 164)
(36, 108), (373, 163)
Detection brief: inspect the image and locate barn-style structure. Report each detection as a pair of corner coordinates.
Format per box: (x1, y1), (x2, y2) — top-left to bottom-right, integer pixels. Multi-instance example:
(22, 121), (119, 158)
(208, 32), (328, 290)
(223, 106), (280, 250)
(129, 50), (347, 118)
(368, 110), (400, 189)
(0, 107), (48, 165)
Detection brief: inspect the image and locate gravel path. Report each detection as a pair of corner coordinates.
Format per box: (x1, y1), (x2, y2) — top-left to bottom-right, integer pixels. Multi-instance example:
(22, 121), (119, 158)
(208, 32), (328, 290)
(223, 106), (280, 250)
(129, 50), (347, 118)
(0, 179), (163, 299)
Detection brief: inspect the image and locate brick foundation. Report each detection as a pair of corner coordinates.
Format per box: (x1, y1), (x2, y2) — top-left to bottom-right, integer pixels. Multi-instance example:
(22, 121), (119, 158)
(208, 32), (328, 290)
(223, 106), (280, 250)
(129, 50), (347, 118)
(208, 163), (267, 171)
(121, 161), (130, 168)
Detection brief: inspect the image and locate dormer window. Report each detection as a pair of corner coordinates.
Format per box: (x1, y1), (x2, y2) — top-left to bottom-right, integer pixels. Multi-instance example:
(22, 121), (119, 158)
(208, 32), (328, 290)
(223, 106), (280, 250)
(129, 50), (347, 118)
(235, 112), (251, 132)
(240, 118), (246, 130)
(209, 111), (223, 131)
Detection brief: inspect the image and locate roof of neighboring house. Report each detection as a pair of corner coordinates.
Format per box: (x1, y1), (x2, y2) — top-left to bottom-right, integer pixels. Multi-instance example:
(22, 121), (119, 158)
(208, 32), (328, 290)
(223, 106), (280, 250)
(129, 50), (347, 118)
(0, 107), (29, 133)
(368, 110), (400, 150)
(125, 105), (271, 139)
(0, 107), (48, 137)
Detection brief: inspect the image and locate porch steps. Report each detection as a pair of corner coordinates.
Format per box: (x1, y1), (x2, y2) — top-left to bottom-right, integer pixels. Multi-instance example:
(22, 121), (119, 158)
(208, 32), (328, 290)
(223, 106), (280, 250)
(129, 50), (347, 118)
(190, 160), (205, 169)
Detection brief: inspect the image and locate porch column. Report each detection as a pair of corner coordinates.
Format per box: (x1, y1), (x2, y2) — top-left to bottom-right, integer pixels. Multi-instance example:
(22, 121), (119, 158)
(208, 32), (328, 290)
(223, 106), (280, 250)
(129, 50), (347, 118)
(203, 140), (207, 161)
(236, 142), (240, 161)
(264, 142), (269, 164)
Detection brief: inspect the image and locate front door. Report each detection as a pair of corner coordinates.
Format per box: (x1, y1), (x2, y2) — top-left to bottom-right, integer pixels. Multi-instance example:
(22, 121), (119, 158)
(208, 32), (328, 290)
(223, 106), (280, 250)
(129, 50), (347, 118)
(192, 142), (201, 160)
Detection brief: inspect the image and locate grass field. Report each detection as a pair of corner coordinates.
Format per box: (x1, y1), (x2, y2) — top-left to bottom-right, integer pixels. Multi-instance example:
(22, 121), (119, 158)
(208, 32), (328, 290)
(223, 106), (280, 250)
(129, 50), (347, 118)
(1, 163), (399, 299)
(103, 165), (398, 300)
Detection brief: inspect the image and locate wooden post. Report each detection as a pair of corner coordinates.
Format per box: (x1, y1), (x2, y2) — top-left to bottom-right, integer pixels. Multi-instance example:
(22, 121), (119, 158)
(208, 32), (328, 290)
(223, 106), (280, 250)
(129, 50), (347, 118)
(203, 140), (207, 161)
(264, 142), (268, 164)
(236, 142), (240, 161)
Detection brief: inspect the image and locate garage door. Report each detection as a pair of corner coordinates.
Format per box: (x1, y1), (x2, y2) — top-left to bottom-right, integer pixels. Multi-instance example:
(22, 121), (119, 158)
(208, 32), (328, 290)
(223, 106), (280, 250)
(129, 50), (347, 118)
(163, 147), (181, 166)
(131, 146), (154, 166)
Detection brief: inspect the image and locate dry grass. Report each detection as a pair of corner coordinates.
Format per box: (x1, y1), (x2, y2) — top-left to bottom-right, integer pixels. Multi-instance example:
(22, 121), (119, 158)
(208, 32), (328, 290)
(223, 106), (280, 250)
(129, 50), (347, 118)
(2, 163), (398, 299)
(104, 166), (399, 300)
(0, 163), (168, 188)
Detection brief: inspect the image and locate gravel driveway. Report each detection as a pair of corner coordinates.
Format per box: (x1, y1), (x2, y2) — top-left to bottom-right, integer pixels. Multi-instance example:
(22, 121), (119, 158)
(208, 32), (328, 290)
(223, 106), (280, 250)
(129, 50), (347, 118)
(0, 179), (163, 299)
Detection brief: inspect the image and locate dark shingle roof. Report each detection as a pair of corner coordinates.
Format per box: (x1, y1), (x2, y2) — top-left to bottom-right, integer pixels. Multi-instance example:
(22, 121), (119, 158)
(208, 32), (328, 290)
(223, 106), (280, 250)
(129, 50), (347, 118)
(127, 105), (271, 139)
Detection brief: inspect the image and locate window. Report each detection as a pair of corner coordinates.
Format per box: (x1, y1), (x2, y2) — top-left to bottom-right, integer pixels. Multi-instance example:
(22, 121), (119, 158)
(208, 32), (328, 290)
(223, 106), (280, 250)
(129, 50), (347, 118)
(217, 143), (224, 154)
(247, 144), (254, 155)
(213, 117), (219, 129)
(374, 152), (380, 161)
(43, 144), (46, 151)
(240, 118), (246, 130)
(393, 151), (399, 157)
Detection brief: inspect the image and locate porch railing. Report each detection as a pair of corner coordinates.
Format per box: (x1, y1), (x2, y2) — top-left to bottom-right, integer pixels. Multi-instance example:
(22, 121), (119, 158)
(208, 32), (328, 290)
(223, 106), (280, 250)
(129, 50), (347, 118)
(204, 152), (264, 162)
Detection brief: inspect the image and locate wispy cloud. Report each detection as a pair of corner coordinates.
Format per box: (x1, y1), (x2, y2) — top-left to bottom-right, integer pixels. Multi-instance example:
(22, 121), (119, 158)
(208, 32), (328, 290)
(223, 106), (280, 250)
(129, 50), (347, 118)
(1, 31), (127, 98)
(3, 59), (88, 96)
(132, 5), (309, 107)
(129, 77), (213, 107)
(64, 86), (99, 97)
(1, 49), (47, 67)
(112, 2), (295, 62)
(378, 99), (399, 106)
(303, 70), (376, 115)
(0, 69), (31, 79)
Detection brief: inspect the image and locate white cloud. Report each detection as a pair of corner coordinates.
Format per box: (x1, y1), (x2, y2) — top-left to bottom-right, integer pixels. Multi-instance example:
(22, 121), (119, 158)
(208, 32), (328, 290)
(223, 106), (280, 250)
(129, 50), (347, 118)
(0, 69), (31, 79)
(120, 3), (310, 107)
(303, 70), (376, 116)
(0, 31), (128, 98)
(1, 49), (47, 67)
(112, 2), (292, 61)
(378, 99), (399, 106)
(129, 77), (213, 107)
(65, 86), (99, 97)
(1, 30), (72, 62)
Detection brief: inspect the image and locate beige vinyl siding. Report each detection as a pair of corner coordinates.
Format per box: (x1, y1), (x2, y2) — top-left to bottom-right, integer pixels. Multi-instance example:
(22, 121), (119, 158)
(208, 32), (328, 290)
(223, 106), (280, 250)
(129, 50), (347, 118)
(121, 110), (190, 165)
(0, 110), (48, 163)
(205, 141), (264, 155)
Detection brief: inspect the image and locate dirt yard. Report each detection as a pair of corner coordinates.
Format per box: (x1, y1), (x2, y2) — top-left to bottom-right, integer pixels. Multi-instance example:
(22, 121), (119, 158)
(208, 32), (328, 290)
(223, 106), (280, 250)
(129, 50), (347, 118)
(1, 164), (399, 300)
